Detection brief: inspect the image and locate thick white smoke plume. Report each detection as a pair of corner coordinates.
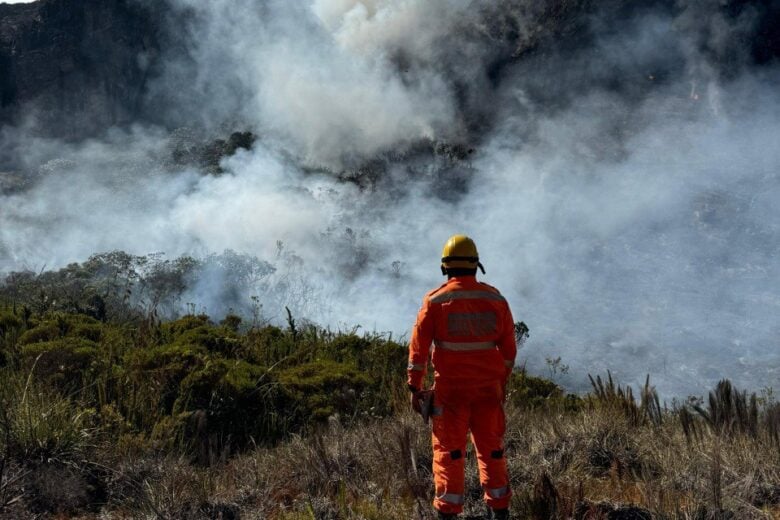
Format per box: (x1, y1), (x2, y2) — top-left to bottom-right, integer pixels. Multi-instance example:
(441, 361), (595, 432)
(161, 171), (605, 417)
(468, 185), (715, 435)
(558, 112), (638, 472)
(2, 0), (779, 396)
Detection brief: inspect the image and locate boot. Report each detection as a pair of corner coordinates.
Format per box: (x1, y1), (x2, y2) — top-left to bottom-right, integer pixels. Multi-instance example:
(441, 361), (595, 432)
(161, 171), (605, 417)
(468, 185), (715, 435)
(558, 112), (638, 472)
(436, 510), (458, 520)
(489, 508), (509, 520)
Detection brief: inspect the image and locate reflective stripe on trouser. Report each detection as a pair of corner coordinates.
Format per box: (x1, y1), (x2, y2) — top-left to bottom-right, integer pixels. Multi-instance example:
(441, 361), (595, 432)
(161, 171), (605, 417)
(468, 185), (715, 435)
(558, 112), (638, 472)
(431, 382), (511, 514)
(436, 493), (464, 505)
(486, 485), (510, 499)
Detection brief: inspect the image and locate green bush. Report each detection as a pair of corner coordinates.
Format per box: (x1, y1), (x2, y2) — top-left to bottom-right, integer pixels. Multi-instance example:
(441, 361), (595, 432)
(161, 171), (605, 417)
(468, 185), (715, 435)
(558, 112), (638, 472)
(322, 334), (372, 365)
(18, 321), (61, 345)
(220, 313), (243, 332)
(172, 325), (240, 355)
(70, 322), (103, 342)
(158, 314), (242, 356)
(279, 360), (371, 424)
(244, 325), (295, 366)
(506, 370), (582, 411)
(176, 359), (263, 408)
(174, 358), (286, 448)
(17, 313), (105, 345)
(20, 338), (99, 393)
(0, 310), (23, 337)
(175, 358), (264, 415)
(329, 334), (406, 415)
(161, 314), (211, 337)
(5, 300), (564, 458)
(123, 343), (208, 425)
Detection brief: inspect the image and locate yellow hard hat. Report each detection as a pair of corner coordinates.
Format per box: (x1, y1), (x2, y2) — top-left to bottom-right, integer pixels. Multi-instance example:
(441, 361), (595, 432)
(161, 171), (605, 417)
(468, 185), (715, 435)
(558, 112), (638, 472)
(441, 234), (485, 274)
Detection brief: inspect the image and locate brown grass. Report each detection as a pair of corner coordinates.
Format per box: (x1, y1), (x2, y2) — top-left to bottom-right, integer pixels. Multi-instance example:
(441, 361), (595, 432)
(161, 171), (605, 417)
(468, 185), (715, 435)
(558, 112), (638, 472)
(3, 377), (780, 519)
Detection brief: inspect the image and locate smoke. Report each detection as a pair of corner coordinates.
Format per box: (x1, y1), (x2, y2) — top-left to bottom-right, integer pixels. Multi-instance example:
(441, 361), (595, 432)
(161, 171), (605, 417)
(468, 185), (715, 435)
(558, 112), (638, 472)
(2, 0), (780, 396)
(148, 0), (460, 168)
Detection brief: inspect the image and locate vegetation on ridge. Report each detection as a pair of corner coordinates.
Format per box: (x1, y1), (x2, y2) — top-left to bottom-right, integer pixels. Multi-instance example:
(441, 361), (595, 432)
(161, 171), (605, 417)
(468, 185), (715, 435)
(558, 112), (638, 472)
(1, 276), (780, 518)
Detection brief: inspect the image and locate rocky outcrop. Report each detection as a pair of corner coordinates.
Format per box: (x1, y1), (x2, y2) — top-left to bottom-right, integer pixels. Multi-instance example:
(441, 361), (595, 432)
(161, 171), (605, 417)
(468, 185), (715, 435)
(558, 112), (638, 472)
(0, 0), (777, 141)
(0, 0), (163, 136)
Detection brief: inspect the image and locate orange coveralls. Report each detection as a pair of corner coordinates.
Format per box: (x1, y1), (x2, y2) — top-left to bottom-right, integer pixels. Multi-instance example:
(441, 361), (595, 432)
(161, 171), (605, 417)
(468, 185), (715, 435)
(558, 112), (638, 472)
(408, 275), (516, 515)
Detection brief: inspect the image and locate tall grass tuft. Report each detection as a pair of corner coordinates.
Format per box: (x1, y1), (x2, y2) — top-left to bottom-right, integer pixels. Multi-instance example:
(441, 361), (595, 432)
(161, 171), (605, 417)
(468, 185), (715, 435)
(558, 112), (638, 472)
(588, 372), (663, 427)
(764, 402), (780, 448)
(0, 366), (95, 462)
(691, 379), (759, 438)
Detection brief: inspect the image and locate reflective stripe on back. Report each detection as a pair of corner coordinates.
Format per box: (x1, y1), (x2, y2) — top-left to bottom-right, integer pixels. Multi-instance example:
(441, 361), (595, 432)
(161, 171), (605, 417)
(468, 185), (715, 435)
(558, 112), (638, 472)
(435, 340), (497, 351)
(429, 290), (506, 304)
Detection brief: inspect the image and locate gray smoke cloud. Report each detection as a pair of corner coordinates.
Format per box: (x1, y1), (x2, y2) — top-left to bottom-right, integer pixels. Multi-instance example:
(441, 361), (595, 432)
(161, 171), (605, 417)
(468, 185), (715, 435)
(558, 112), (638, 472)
(2, 0), (779, 396)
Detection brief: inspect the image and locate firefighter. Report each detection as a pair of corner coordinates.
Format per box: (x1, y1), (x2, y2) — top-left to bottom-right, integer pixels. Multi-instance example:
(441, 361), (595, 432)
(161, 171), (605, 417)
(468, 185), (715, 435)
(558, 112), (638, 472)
(408, 235), (516, 520)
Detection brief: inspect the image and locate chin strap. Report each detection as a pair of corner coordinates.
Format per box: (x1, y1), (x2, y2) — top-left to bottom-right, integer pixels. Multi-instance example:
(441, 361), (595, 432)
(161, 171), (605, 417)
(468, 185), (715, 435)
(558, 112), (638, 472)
(478, 262), (486, 274)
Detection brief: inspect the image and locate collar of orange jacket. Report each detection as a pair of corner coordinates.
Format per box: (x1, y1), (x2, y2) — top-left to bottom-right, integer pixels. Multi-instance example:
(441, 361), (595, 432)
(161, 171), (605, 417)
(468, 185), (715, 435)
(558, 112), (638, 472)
(445, 275), (478, 285)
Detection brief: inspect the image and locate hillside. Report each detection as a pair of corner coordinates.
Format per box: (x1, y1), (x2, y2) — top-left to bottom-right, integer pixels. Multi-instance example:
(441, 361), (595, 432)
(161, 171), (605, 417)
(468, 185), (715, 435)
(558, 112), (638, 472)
(3, 0), (779, 139)
(0, 0), (166, 136)
(0, 297), (779, 518)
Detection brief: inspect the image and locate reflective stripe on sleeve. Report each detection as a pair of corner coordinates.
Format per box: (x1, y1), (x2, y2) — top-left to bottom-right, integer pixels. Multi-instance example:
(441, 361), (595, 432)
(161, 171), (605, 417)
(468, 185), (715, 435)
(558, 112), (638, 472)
(429, 290), (506, 304)
(434, 340), (497, 351)
(407, 363), (425, 371)
(436, 493), (465, 505)
(486, 486), (510, 499)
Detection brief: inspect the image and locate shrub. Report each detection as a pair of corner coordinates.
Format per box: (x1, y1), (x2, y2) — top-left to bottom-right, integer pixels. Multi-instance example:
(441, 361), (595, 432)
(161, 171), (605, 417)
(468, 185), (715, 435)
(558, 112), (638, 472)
(506, 370), (581, 411)
(20, 338), (98, 394)
(220, 314), (242, 332)
(160, 315), (241, 356)
(322, 334), (372, 365)
(123, 343), (208, 426)
(174, 358), (283, 447)
(0, 310), (23, 338)
(162, 314), (211, 337)
(244, 325), (295, 366)
(279, 360), (371, 425)
(175, 358), (264, 413)
(70, 322), (103, 342)
(18, 322), (60, 345)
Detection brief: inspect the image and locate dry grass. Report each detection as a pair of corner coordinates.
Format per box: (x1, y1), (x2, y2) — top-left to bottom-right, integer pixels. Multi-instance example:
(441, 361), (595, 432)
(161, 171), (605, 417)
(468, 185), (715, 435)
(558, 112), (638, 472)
(58, 403), (780, 519)
(3, 376), (780, 519)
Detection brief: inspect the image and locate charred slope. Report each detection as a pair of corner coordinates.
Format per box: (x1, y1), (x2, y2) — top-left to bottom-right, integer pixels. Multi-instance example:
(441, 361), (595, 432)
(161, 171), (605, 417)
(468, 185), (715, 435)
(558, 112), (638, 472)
(0, 0), (163, 137)
(0, 0), (778, 142)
